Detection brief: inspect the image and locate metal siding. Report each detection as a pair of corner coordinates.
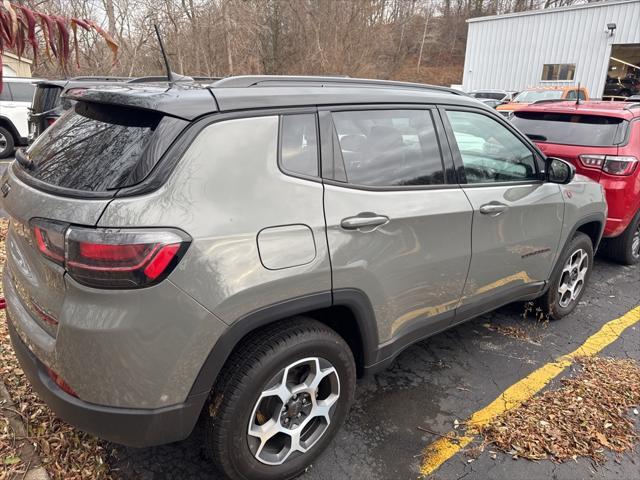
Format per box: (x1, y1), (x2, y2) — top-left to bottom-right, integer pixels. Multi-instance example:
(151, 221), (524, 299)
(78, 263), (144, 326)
(462, 0), (640, 97)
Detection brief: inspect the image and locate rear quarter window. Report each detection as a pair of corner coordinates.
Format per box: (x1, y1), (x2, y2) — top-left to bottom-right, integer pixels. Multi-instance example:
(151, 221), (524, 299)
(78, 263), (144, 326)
(512, 112), (628, 147)
(25, 101), (186, 192)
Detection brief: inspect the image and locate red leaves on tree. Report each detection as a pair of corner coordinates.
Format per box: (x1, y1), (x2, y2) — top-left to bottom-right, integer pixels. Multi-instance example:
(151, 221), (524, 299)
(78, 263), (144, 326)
(0, 2), (119, 92)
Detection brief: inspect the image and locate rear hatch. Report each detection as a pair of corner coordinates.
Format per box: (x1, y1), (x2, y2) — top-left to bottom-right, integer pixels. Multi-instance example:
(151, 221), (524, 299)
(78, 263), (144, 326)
(511, 110), (629, 181)
(2, 97), (190, 339)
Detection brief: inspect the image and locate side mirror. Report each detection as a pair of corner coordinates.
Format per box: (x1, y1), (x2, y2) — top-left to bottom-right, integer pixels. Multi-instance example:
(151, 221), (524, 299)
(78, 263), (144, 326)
(546, 157), (575, 184)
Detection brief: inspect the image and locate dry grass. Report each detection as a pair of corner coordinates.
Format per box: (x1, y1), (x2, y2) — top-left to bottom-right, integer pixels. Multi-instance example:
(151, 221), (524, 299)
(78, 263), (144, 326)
(481, 356), (640, 463)
(0, 219), (112, 480)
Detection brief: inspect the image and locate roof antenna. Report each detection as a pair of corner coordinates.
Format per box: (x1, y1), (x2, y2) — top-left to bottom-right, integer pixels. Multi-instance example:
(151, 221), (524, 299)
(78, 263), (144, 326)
(575, 81), (581, 106)
(154, 24), (174, 83)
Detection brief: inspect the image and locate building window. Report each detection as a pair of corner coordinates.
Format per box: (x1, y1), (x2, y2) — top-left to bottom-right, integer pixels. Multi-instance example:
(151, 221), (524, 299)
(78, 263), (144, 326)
(541, 64), (576, 81)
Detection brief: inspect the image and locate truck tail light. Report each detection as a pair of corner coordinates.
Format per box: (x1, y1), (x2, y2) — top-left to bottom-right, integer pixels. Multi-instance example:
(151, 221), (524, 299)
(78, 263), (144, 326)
(579, 155), (638, 176)
(30, 219), (190, 289)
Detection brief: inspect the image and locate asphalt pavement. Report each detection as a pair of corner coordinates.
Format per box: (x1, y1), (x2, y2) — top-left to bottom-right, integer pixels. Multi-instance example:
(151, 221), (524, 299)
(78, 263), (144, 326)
(106, 257), (640, 479)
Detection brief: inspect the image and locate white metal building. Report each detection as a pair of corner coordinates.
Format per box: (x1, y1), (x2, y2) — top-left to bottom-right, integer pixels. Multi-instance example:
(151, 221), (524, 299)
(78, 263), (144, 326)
(462, 0), (640, 98)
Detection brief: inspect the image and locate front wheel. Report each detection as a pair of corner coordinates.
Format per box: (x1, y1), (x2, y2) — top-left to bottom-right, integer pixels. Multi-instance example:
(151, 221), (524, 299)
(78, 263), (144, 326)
(205, 318), (356, 480)
(537, 232), (593, 320)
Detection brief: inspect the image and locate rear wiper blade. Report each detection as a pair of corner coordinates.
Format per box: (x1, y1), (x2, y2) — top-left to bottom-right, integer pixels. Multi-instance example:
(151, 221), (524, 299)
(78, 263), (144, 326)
(15, 148), (34, 170)
(525, 133), (547, 141)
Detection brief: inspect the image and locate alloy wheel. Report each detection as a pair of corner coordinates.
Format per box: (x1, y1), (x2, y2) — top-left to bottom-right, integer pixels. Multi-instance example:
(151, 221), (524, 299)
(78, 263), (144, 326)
(557, 248), (589, 308)
(247, 357), (340, 466)
(632, 224), (640, 260)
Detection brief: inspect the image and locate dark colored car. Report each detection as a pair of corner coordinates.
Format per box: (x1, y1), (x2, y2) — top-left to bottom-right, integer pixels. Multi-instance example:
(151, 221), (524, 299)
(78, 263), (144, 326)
(513, 100), (640, 264)
(28, 75), (219, 142)
(28, 77), (133, 142)
(603, 76), (640, 99)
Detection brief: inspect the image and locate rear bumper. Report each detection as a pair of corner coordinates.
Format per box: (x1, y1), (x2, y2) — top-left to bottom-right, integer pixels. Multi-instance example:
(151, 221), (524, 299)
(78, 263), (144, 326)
(8, 318), (207, 447)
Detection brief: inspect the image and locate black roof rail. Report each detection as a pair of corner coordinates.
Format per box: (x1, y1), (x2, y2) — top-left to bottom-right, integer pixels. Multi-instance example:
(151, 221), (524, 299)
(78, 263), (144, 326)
(192, 76), (222, 81)
(126, 75), (221, 83)
(209, 75), (464, 95)
(69, 76), (132, 82)
(126, 75), (171, 83)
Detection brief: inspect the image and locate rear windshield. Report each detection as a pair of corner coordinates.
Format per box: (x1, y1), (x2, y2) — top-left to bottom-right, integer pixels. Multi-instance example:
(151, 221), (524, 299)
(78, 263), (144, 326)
(31, 85), (63, 113)
(512, 112), (628, 147)
(26, 102), (167, 192)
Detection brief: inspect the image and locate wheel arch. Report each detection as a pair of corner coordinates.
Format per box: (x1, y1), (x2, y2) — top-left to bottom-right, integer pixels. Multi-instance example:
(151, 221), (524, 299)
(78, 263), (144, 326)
(0, 116), (20, 142)
(574, 215), (605, 251)
(188, 289), (379, 397)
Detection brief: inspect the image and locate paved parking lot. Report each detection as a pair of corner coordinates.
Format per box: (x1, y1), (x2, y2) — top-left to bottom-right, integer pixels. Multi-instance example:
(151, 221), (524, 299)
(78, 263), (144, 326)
(107, 257), (640, 479)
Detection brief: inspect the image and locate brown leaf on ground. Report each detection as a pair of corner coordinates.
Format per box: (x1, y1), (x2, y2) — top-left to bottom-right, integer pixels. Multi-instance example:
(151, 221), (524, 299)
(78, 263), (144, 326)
(0, 219), (113, 479)
(483, 322), (543, 345)
(481, 356), (640, 464)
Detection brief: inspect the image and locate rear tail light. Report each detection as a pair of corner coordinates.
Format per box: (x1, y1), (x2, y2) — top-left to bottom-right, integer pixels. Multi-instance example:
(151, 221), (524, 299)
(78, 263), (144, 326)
(30, 219), (190, 289)
(46, 117), (58, 127)
(32, 219), (66, 265)
(579, 155), (638, 176)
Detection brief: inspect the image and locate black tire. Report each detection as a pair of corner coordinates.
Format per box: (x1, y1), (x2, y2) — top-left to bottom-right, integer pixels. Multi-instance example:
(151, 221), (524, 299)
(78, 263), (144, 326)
(537, 232), (593, 320)
(602, 210), (640, 265)
(205, 318), (356, 480)
(0, 126), (15, 159)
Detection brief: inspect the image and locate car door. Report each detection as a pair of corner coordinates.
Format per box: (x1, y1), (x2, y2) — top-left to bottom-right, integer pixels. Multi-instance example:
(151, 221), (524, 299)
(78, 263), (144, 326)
(320, 106), (473, 353)
(6, 82), (35, 139)
(440, 107), (564, 316)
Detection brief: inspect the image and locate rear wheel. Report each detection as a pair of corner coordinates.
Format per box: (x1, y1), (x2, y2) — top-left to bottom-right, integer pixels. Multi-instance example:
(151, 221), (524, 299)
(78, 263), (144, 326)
(0, 127), (15, 159)
(537, 232), (593, 320)
(205, 318), (356, 480)
(603, 211), (640, 265)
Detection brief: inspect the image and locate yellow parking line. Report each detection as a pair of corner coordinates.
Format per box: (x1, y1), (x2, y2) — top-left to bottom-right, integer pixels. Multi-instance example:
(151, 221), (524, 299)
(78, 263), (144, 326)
(420, 305), (640, 477)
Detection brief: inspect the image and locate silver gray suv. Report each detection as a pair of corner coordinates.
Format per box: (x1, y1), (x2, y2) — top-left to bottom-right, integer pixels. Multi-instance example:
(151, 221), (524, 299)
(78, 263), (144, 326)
(2, 76), (606, 479)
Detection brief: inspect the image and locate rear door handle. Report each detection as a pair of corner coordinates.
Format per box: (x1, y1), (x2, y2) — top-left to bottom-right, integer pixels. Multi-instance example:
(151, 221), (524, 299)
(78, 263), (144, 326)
(341, 213), (390, 230)
(479, 203), (508, 215)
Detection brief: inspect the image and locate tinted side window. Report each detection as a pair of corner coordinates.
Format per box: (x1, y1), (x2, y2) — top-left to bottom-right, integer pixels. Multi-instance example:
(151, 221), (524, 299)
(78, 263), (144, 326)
(446, 110), (538, 184)
(280, 114), (318, 177)
(332, 109), (445, 187)
(565, 90), (587, 101)
(8, 82), (35, 102)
